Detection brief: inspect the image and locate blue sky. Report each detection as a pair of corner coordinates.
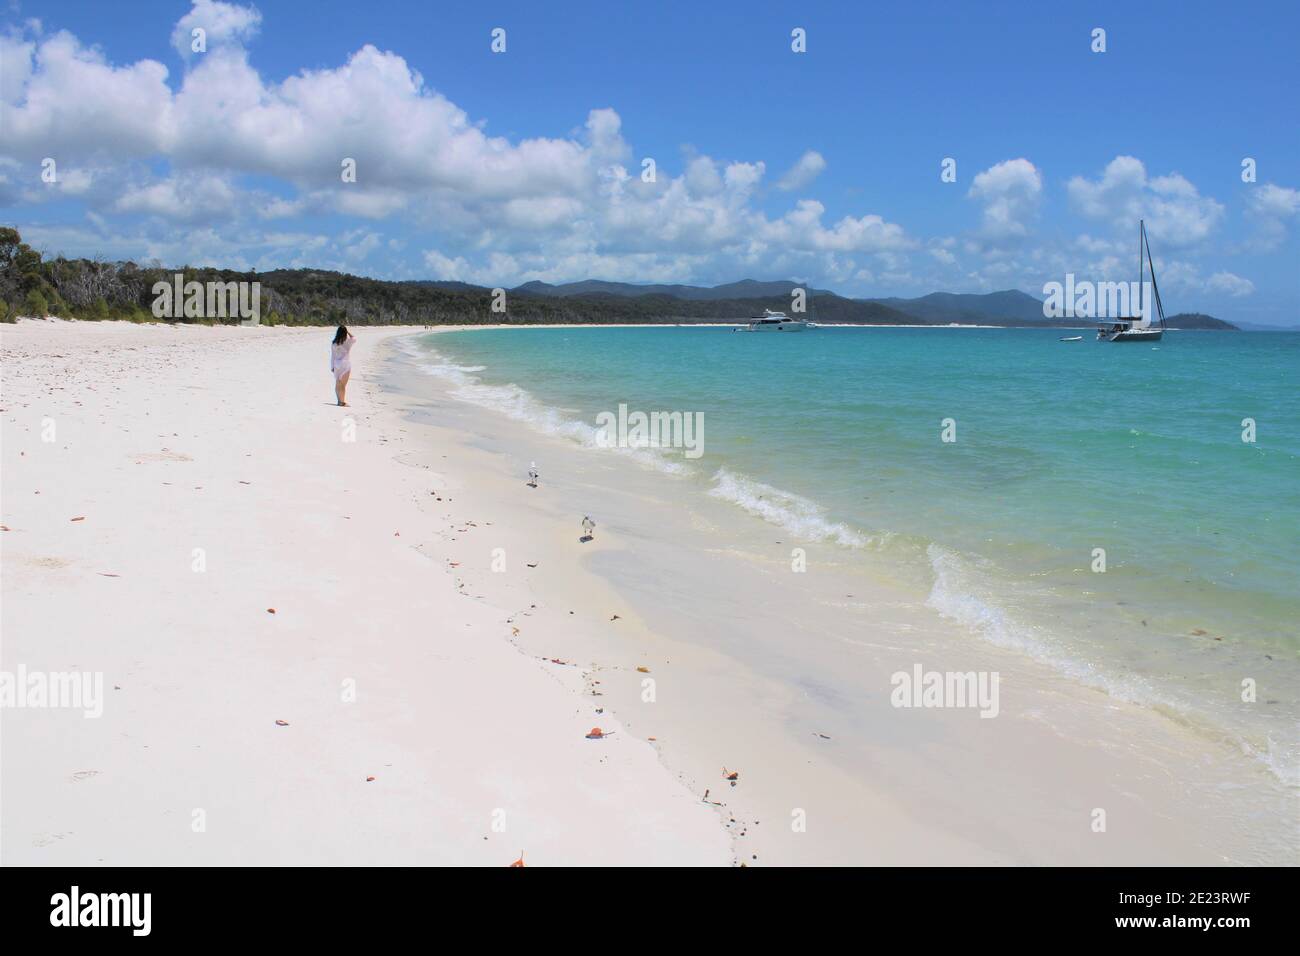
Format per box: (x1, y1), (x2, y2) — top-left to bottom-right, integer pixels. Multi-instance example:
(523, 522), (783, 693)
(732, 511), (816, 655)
(2, 0), (1298, 324)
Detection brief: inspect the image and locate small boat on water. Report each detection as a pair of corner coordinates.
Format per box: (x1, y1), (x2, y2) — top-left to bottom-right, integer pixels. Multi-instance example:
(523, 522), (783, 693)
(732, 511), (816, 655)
(739, 309), (809, 332)
(736, 309), (809, 332)
(1059, 335), (1083, 342)
(1099, 219), (1167, 342)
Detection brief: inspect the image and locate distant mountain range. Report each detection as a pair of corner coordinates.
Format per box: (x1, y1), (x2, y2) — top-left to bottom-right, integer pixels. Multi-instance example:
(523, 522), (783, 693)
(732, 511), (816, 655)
(1223, 319), (1300, 332)
(0, 223), (1247, 329)
(510, 278), (835, 300)
(862, 290), (1050, 325)
(466, 279), (1238, 329)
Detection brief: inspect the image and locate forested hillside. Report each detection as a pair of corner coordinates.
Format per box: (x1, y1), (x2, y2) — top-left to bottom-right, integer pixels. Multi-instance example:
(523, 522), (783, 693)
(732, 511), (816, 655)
(0, 228), (1239, 329)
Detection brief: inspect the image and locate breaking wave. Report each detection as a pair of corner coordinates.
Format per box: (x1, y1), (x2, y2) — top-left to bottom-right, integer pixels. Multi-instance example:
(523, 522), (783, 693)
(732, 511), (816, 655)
(707, 467), (884, 549)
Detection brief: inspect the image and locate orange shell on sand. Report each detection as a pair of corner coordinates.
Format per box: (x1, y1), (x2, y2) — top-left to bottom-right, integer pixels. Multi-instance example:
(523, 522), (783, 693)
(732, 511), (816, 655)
(585, 727), (606, 739)
(509, 852), (525, 867)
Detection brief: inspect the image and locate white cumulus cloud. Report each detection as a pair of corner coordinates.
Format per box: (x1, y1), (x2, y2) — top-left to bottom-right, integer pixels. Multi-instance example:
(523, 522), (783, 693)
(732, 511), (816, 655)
(776, 150), (826, 192)
(1244, 182), (1300, 249)
(1067, 156), (1224, 247)
(968, 158), (1043, 241)
(1205, 271), (1254, 297)
(171, 0), (262, 59)
(0, 2), (1276, 306)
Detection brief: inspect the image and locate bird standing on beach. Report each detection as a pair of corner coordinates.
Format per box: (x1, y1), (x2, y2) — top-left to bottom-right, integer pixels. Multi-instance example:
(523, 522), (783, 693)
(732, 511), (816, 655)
(527, 462), (539, 488)
(580, 515), (595, 540)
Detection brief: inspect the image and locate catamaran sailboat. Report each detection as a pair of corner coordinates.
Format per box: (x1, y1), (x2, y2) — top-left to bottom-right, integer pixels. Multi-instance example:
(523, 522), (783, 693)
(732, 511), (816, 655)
(1098, 219), (1166, 342)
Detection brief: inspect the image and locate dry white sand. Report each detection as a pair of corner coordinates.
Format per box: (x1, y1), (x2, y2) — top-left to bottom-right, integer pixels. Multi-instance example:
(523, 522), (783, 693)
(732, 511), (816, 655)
(0, 319), (729, 865)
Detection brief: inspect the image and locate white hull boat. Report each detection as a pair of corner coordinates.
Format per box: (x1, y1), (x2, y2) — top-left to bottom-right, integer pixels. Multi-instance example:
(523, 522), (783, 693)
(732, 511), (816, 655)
(1098, 325), (1163, 342)
(739, 309), (809, 332)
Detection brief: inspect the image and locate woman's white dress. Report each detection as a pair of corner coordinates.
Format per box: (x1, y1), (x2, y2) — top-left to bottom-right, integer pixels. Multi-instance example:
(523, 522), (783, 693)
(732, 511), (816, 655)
(331, 336), (355, 380)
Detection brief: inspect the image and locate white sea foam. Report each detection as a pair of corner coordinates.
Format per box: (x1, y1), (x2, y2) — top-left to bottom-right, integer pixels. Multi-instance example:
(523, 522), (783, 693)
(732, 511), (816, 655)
(927, 543), (1167, 703)
(707, 467), (881, 549)
(1251, 736), (1300, 789)
(408, 342), (688, 475)
(926, 543), (1298, 786)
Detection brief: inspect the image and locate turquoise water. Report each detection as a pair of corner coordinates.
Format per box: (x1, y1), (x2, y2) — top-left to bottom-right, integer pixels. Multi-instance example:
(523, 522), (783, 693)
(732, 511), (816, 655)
(415, 326), (1300, 781)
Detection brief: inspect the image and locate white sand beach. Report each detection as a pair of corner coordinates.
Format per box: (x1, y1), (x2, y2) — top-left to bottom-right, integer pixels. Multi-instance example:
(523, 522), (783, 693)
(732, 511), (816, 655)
(2, 319), (1290, 866)
(0, 319), (730, 865)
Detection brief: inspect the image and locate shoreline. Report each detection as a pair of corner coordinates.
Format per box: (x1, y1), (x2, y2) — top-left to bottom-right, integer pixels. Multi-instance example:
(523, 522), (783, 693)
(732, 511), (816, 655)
(391, 324), (1295, 865)
(4, 316), (1237, 332)
(3, 319), (1291, 865)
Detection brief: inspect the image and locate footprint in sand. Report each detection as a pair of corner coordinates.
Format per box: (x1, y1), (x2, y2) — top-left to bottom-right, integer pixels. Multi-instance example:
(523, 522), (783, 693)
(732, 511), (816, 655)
(130, 448), (192, 462)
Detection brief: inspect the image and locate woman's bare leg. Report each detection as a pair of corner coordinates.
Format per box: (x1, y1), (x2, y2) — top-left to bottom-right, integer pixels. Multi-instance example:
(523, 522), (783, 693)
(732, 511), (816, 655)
(337, 370), (351, 406)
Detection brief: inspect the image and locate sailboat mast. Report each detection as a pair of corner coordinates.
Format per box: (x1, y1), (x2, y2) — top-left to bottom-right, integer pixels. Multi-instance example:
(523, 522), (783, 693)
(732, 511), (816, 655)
(1137, 219), (1145, 321)
(1145, 223), (1167, 330)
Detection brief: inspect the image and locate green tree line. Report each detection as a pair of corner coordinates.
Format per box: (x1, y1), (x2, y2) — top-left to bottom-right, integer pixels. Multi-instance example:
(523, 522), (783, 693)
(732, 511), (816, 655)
(0, 227), (1237, 329)
(0, 226), (920, 327)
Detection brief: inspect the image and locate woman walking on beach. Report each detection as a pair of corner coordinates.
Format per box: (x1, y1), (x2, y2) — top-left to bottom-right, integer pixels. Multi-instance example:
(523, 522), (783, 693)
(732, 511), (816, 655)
(331, 326), (355, 406)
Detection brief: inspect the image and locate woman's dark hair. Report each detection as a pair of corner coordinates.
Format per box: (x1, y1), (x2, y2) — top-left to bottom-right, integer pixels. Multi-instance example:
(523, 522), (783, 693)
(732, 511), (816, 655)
(333, 325), (349, 345)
